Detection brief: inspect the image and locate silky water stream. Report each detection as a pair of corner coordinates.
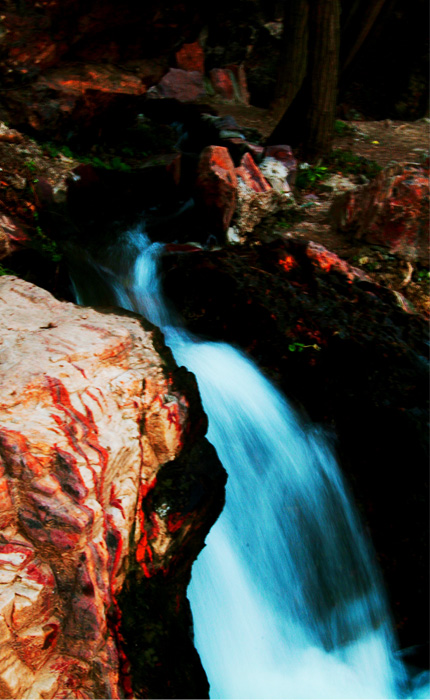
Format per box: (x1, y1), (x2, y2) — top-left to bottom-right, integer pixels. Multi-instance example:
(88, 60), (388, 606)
(71, 228), (429, 700)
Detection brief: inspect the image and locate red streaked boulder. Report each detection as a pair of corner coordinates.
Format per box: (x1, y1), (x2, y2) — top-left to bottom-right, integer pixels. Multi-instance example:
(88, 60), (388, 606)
(0, 276), (224, 699)
(194, 145), (238, 236)
(330, 163), (430, 262)
(235, 152), (271, 193)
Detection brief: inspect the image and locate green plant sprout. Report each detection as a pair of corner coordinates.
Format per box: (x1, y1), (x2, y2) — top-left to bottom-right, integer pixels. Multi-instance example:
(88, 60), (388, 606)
(295, 163), (329, 189)
(288, 342), (321, 352)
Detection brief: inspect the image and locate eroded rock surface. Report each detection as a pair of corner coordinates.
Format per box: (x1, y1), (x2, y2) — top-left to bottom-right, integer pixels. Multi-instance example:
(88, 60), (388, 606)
(330, 163), (429, 262)
(0, 276), (224, 699)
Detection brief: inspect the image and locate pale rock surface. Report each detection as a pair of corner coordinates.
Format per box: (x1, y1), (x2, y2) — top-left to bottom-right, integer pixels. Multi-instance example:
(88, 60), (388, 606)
(231, 153), (292, 243)
(259, 157), (291, 193)
(0, 276), (211, 699)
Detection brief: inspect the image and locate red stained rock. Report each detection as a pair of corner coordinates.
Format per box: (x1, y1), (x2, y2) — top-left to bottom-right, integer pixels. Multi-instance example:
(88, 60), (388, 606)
(330, 163), (430, 262)
(209, 68), (235, 101)
(226, 64), (250, 105)
(38, 65), (146, 96)
(209, 65), (250, 104)
(0, 213), (30, 260)
(304, 241), (369, 284)
(195, 145), (238, 234)
(0, 276), (222, 699)
(235, 152), (272, 193)
(156, 68), (206, 102)
(176, 41), (205, 73)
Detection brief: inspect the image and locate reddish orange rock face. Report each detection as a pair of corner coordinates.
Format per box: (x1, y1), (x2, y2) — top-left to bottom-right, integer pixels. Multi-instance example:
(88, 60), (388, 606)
(175, 41), (205, 73)
(195, 145), (238, 235)
(236, 152), (272, 193)
(305, 241), (368, 284)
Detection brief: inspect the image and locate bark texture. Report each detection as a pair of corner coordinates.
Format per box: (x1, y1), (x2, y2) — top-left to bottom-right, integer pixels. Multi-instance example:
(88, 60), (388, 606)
(306, 0), (341, 159)
(271, 0), (309, 120)
(268, 0), (340, 160)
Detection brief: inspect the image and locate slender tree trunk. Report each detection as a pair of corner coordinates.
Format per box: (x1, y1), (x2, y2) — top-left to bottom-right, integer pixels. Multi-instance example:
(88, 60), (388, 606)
(271, 0), (309, 121)
(267, 0), (340, 162)
(305, 0), (340, 160)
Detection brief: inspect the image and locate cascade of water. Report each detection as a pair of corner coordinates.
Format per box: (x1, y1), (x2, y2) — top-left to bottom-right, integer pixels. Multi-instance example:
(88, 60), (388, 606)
(72, 227), (429, 700)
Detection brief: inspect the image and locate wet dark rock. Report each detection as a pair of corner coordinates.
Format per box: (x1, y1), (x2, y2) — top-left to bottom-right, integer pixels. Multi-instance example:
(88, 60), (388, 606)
(161, 237), (429, 652)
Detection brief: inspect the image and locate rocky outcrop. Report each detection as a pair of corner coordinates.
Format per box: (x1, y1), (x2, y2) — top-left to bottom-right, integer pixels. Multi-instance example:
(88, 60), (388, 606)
(227, 152), (291, 244)
(330, 163), (430, 262)
(0, 276), (225, 699)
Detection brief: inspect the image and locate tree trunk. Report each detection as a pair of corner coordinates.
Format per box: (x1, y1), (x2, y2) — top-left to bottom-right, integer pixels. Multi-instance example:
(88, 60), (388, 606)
(305, 0), (341, 160)
(267, 0), (340, 162)
(271, 0), (309, 121)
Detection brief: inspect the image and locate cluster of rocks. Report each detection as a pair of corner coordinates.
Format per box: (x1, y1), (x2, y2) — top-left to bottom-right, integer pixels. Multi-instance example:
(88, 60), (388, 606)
(0, 2), (428, 697)
(0, 0), (263, 140)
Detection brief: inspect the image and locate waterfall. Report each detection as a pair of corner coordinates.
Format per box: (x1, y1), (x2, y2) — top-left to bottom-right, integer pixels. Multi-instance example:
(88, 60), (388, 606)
(71, 227), (429, 700)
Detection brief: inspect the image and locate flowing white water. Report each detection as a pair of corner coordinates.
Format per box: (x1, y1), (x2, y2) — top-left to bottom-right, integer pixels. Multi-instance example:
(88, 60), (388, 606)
(71, 228), (429, 700)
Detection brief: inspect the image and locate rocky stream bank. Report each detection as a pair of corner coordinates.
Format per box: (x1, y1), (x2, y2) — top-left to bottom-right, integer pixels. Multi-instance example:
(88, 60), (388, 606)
(0, 2), (429, 696)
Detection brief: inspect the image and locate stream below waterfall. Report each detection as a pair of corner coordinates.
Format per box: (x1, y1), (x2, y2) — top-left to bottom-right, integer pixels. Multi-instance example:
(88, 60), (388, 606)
(71, 227), (429, 700)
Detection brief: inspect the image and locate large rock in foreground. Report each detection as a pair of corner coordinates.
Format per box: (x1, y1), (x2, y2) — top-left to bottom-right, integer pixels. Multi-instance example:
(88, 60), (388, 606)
(0, 277), (224, 699)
